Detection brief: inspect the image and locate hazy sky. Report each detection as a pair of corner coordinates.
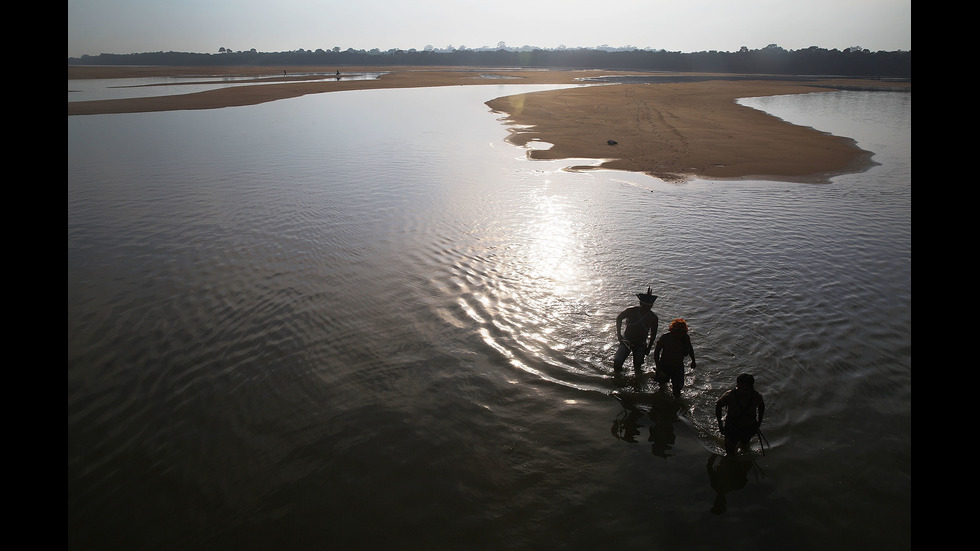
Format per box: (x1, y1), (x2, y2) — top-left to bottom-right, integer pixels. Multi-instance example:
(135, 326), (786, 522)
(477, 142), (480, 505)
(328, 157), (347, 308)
(67, 0), (911, 58)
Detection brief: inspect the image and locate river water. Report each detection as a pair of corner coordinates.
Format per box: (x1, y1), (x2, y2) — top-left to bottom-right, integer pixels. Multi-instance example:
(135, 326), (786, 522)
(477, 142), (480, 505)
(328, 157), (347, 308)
(68, 83), (911, 550)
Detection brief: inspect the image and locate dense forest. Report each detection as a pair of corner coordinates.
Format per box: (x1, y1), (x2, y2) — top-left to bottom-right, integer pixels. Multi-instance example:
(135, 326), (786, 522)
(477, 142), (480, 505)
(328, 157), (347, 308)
(69, 44), (910, 78)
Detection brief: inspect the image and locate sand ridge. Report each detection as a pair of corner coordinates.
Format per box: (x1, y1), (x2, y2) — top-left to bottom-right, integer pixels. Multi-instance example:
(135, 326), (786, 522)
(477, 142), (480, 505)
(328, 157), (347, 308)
(485, 79), (884, 182)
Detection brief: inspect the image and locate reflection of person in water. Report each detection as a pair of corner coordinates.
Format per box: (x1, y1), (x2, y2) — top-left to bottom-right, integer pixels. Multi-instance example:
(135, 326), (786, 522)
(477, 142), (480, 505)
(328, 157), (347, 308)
(647, 393), (679, 458)
(611, 407), (643, 443)
(706, 454), (752, 514)
(614, 288), (659, 373)
(653, 318), (696, 397)
(716, 373), (765, 456)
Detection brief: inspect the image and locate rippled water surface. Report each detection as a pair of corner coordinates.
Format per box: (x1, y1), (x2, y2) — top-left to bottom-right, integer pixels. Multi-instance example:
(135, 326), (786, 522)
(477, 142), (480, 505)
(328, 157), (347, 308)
(68, 84), (911, 550)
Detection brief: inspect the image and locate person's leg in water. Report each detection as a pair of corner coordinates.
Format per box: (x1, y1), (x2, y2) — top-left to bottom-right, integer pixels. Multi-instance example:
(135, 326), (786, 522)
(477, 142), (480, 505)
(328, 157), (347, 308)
(738, 433), (755, 454)
(613, 342), (632, 371)
(670, 368), (684, 398)
(724, 428), (754, 456)
(654, 366), (669, 391)
(724, 431), (738, 456)
(632, 343), (645, 373)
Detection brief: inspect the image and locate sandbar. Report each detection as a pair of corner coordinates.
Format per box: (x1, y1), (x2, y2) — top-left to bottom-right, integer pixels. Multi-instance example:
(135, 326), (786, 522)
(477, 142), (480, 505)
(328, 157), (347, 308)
(67, 66), (908, 182)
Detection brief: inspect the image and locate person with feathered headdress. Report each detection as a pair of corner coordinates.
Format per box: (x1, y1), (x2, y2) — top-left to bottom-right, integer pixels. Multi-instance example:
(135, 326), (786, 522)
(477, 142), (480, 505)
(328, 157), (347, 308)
(613, 287), (659, 373)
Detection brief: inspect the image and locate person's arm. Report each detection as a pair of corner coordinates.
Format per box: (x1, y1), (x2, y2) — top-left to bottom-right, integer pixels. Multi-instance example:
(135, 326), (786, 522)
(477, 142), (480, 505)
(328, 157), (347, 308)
(646, 317), (658, 355)
(756, 394), (765, 427)
(687, 334), (696, 370)
(715, 397), (725, 433)
(616, 311), (625, 342)
(652, 336), (663, 367)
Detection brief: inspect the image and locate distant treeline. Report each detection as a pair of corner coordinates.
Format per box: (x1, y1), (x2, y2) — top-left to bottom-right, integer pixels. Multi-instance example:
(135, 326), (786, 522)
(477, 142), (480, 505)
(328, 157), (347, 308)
(68, 44), (911, 78)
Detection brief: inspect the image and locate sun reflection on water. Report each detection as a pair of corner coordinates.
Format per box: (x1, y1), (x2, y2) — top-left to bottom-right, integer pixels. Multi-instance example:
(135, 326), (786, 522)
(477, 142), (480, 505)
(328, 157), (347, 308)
(519, 182), (585, 301)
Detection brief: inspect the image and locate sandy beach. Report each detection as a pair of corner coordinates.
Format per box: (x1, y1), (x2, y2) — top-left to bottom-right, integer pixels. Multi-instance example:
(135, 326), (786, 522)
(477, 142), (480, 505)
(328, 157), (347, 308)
(67, 66), (907, 182)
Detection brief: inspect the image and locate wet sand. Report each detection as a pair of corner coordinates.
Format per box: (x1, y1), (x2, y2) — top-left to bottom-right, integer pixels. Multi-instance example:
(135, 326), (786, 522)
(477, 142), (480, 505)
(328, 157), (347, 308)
(67, 65), (906, 182)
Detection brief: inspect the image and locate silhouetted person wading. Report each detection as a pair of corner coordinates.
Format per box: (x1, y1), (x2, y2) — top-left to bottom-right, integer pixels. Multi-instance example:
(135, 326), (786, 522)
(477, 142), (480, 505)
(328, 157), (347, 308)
(614, 288), (659, 373)
(653, 318), (697, 398)
(715, 373), (765, 456)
